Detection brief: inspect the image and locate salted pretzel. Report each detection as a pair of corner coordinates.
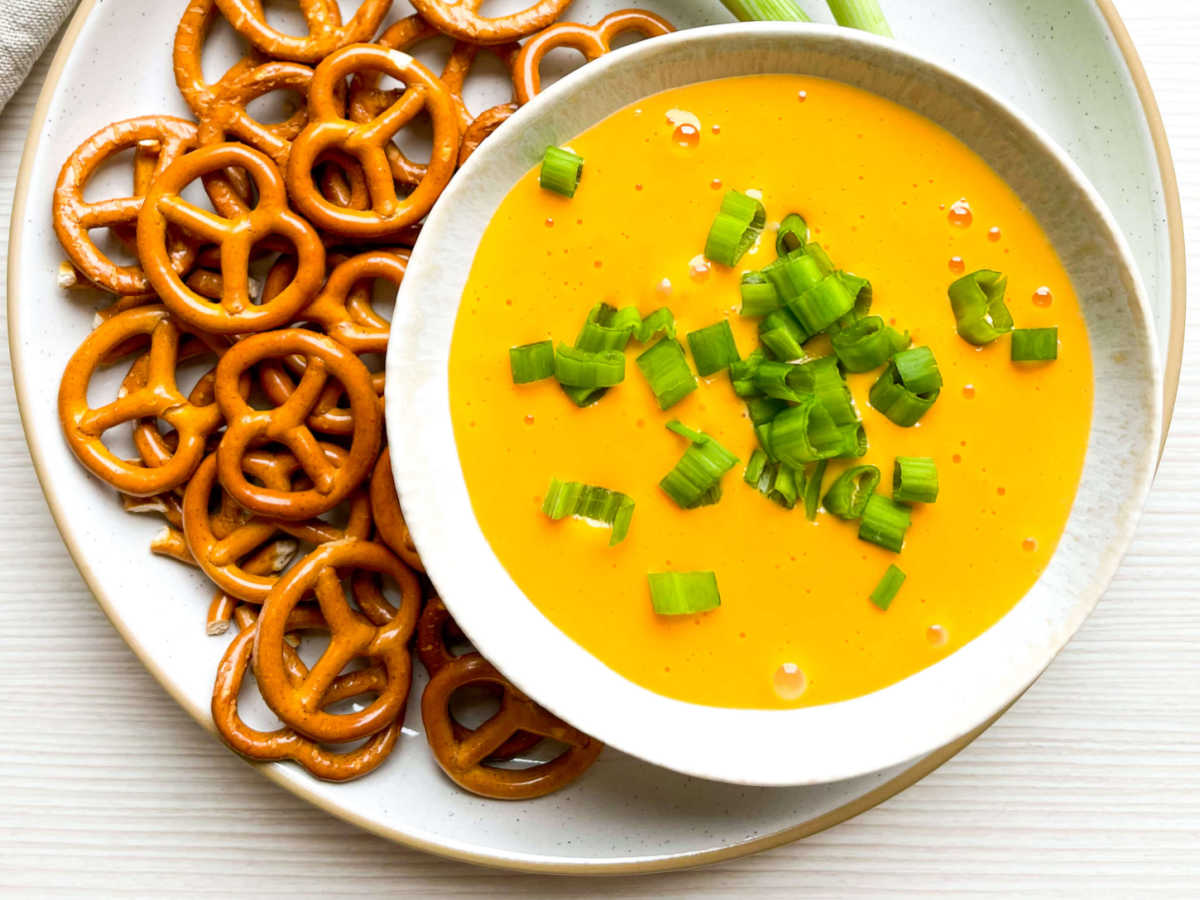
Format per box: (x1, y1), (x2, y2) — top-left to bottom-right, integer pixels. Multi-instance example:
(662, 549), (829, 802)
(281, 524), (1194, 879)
(458, 103), (517, 166)
(215, 0), (393, 64)
(214, 605), (400, 780)
(369, 448), (423, 572)
(53, 116), (200, 296)
(138, 142), (326, 334)
(196, 61), (316, 217)
(514, 9), (674, 104)
(204, 533), (299, 634)
(183, 449), (372, 602)
(215, 329), (382, 519)
(287, 45), (458, 237)
(416, 596), (542, 761)
(348, 15), (520, 184)
(422, 654), (603, 799)
(408, 0), (572, 45)
(253, 539), (420, 743)
(58, 306), (227, 496)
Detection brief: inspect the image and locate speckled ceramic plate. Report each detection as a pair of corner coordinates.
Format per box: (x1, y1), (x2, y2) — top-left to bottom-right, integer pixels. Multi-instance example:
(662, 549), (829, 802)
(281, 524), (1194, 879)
(8, 0), (1183, 873)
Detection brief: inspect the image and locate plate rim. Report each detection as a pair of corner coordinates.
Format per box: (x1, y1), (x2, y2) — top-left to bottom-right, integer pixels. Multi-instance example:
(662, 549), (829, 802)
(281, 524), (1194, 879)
(6, 0), (1183, 874)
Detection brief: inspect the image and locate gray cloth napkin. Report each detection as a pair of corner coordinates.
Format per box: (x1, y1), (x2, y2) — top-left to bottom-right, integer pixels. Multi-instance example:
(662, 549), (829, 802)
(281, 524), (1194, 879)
(0, 0), (78, 112)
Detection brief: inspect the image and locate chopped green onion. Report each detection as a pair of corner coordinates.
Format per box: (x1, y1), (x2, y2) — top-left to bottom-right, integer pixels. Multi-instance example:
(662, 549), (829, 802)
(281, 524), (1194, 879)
(575, 303), (638, 352)
(803, 459), (827, 521)
(894, 457), (939, 503)
(635, 338), (696, 410)
(764, 249), (831, 306)
(949, 270), (1013, 345)
(754, 360), (804, 402)
(836, 271), (873, 323)
(542, 478), (634, 545)
(720, 0), (811, 21)
(827, 0), (893, 36)
(769, 396), (846, 466)
(838, 422), (869, 458)
(1011, 327), (1058, 362)
(830, 315), (910, 372)
(560, 384), (607, 407)
(704, 190), (766, 267)
(788, 273), (857, 335)
(686, 320), (741, 376)
(660, 421), (739, 509)
(869, 347), (942, 426)
(729, 348), (766, 398)
(740, 272), (781, 317)
(869, 565), (906, 611)
(858, 493), (912, 553)
(744, 449), (769, 486)
(791, 356), (857, 426)
(766, 462), (801, 509)
(539, 146), (583, 197)
(554, 344), (625, 388)
(636, 307), (676, 342)
(823, 465), (881, 520)
(648, 571), (721, 616)
(759, 309), (809, 361)
(509, 340), (555, 383)
(754, 422), (776, 461)
(776, 213), (808, 256)
(745, 395), (787, 425)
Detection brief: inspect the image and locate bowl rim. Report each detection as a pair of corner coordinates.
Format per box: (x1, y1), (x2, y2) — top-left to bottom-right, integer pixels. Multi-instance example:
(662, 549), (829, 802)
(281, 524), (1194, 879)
(387, 22), (1162, 787)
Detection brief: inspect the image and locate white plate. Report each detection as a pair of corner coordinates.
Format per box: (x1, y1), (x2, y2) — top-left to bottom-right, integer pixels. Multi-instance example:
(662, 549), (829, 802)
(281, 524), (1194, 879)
(8, 0), (1183, 873)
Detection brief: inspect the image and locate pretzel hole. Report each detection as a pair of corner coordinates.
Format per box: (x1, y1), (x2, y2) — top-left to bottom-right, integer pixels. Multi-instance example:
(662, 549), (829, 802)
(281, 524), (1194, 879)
(459, 51), (514, 118)
(196, 13), (249, 88)
(535, 46), (592, 96)
(404, 35), (457, 82)
(80, 144), (147, 206)
(255, 0), (320, 39)
(388, 108), (435, 169)
(244, 89), (307, 126)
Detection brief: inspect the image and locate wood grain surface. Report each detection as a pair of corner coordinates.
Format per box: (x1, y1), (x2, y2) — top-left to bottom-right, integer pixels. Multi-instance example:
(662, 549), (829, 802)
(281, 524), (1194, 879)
(1, 1), (1197, 895)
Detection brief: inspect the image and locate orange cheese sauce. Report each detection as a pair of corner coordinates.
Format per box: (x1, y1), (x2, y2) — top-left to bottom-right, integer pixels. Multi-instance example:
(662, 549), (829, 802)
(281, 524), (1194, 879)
(449, 75), (1093, 709)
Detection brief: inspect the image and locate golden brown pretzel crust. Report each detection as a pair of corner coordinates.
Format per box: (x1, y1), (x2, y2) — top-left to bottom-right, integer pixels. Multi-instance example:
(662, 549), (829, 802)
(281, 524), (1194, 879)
(513, 10), (674, 105)
(53, 116), (200, 295)
(369, 448), (424, 573)
(410, 0), (572, 45)
(215, 0), (393, 63)
(422, 653), (603, 799)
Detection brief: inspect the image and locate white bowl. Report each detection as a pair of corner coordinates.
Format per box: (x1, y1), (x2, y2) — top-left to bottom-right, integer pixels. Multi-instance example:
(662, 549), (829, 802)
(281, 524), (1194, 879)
(387, 23), (1161, 787)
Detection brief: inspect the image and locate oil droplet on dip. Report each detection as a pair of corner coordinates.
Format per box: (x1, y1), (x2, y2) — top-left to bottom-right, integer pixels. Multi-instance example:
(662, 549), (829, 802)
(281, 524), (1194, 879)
(673, 123), (700, 148)
(927, 625), (949, 647)
(949, 256), (965, 274)
(962, 384), (976, 399)
(1033, 286), (1054, 307)
(773, 662), (808, 700)
(688, 255), (711, 281)
(797, 90), (808, 102)
(1022, 537), (1038, 552)
(948, 198), (973, 227)
(656, 277), (673, 296)
(987, 226), (1002, 242)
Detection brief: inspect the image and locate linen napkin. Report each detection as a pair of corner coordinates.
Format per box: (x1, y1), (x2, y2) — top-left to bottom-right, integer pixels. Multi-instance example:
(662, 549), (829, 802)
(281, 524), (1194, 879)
(0, 0), (78, 112)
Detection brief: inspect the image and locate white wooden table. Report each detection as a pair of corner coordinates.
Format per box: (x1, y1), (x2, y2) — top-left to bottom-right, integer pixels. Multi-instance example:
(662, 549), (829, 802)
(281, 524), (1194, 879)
(1, 2), (1197, 895)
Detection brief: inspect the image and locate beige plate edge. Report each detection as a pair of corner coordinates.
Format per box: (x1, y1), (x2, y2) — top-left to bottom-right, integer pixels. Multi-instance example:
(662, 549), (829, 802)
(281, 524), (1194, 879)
(5, 0), (1184, 875)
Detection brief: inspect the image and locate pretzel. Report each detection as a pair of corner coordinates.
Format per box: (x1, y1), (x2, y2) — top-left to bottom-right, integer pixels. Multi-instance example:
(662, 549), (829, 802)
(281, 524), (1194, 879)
(174, 0), (269, 118)
(416, 595), (542, 761)
(215, 0), (393, 64)
(409, 0), (572, 45)
(287, 45), (458, 238)
(458, 102), (517, 166)
(183, 449), (371, 602)
(53, 116), (200, 295)
(301, 250), (400, 353)
(369, 447), (423, 572)
(207, 591), (239, 635)
(253, 539), (420, 742)
(58, 306), (227, 496)
(349, 16), (520, 184)
(513, 10), (674, 105)
(422, 654), (603, 799)
(196, 61), (316, 217)
(214, 605), (400, 780)
(137, 142), (326, 334)
(215, 328), (382, 519)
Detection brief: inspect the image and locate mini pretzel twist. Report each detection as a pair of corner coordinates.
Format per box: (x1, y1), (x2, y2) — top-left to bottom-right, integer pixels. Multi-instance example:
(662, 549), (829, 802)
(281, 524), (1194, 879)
(183, 449), (373, 603)
(421, 654), (604, 799)
(458, 103), (517, 166)
(409, 0), (572, 45)
(369, 447), (423, 572)
(58, 306), (227, 496)
(174, 0), (269, 119)
(287, 45), (458, 238)
(253, 539), (420, 743)
(196, 61), (316, 217)
(53, 116), (199, 295)
(215, 0), (393, 64)
(137, 142), (327, 334)
(213, 605), (400, 780)
(299, 250), (401, 354)
(215, 328), (382, 519)
(513, 10), (674, 105)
